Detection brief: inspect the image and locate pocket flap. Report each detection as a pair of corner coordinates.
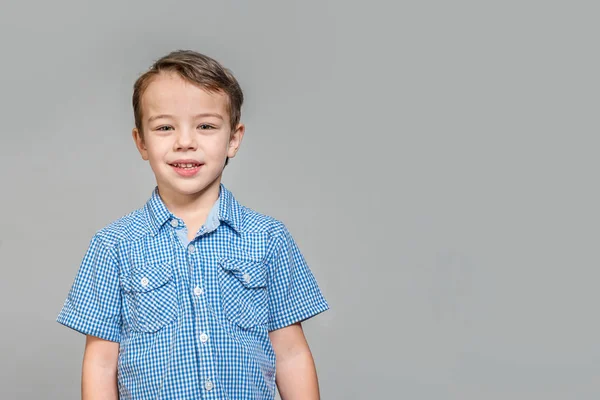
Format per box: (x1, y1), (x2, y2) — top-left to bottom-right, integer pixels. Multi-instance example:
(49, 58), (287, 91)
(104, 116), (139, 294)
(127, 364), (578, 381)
(129, 263), (173, 293)
(218, 258), (267, 288)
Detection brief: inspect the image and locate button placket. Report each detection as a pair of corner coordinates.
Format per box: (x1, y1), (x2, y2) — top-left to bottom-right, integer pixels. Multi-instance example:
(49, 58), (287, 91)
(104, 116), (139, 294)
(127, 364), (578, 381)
(184, 239), (218, 394)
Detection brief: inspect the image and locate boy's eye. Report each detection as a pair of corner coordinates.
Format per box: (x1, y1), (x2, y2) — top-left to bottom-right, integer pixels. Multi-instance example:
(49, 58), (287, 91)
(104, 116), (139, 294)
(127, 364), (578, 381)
(156, 126), (173, 131)
(198, 124), (215, 130)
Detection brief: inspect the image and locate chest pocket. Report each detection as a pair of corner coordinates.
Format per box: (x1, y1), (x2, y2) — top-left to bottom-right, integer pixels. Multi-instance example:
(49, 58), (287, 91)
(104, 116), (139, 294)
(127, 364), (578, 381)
(122, 262), (178, 333)
(218, 258), (269, 329)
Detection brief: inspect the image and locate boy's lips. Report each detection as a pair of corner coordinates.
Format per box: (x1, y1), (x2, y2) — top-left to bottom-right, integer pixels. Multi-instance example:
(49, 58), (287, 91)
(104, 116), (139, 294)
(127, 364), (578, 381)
(168, 160), (204, 177)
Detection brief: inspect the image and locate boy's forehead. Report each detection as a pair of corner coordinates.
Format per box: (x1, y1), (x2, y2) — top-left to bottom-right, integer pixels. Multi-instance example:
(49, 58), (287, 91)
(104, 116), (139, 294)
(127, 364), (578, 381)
(142, 72), (229, 120)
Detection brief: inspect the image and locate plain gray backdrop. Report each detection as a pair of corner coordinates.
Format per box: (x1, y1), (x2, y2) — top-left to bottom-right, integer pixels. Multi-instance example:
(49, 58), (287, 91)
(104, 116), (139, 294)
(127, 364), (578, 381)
(1, 0), (598, 399)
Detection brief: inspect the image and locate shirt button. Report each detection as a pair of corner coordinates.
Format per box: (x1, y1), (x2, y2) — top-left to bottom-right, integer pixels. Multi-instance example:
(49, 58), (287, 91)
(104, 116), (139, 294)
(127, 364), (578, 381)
(205, 380), (214, 391)
(194, 287), (204, 296)
(170, 219), (179, 227)
(140, 277), (149, 287)
(188, 244), (195, 253)
(200, 333), (209, 343)
(243, 273), (251, 283)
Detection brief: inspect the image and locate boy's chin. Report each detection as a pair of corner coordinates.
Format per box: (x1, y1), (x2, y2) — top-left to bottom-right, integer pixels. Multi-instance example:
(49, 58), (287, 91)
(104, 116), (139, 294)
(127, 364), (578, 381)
(159, 178), (222, 196)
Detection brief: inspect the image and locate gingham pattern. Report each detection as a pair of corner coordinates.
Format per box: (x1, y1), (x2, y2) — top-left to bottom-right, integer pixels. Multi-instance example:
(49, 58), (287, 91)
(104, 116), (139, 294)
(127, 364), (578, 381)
(57, 184), (329, 399)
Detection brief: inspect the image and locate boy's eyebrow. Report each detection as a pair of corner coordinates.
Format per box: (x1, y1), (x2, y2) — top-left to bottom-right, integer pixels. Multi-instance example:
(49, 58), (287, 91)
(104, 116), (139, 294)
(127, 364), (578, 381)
(195, 113), (224, 120)
(147, 114), (172, 123)
(147, 113), (224, 123)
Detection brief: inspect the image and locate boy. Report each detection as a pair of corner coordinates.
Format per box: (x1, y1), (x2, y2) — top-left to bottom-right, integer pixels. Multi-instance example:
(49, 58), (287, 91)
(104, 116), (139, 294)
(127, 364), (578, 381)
(57, 50), (329, 399)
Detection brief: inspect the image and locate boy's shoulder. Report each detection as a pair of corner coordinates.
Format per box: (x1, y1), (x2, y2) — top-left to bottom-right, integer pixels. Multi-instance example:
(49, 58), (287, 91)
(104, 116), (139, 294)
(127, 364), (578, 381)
(227, 189), (293, 242)
(237, 204), (288, 236)
(92, 207), (149, 248)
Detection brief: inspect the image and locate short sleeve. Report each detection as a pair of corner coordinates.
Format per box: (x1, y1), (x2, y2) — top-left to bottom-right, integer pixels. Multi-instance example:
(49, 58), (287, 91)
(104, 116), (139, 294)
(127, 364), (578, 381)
(56, 234), (122, 342)
(267, 225), (329, 331)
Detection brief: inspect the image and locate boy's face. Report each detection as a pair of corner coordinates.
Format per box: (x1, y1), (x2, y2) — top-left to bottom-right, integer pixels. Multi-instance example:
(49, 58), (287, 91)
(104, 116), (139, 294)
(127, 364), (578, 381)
(132, 72), (244, 200)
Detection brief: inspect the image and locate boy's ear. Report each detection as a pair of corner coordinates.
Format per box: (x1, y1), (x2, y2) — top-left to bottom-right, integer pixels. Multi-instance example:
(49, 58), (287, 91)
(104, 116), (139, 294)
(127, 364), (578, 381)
(132, 128), (149, 161)
(227, 123), (245, 159)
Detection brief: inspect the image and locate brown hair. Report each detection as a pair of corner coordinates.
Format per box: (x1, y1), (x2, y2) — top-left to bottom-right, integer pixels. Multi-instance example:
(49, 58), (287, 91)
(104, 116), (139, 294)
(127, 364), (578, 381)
(132, 49), (244, 138)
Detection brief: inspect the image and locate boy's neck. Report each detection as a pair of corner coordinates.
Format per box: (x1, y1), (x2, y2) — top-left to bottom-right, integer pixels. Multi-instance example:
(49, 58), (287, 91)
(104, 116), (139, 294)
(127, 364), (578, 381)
(157, 177), (221, 222)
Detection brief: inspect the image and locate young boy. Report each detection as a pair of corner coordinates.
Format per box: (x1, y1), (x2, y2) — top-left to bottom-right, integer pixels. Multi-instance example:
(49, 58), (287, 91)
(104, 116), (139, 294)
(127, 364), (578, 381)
(57, 50), (329, 400)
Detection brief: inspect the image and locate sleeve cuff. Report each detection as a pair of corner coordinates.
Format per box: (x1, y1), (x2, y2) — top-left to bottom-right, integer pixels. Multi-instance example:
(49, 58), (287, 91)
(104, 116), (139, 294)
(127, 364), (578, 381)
(56, 303), (121, 342)
(268, 299), (330, 332)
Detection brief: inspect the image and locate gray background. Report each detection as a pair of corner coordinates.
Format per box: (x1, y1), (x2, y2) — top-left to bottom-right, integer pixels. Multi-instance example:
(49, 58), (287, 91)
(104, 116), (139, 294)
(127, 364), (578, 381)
(0, 0), (598, 399)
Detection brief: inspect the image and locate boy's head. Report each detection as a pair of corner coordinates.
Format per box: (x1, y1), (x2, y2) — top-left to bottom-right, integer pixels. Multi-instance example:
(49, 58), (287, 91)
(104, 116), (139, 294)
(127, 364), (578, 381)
(132, 50), (245, 199)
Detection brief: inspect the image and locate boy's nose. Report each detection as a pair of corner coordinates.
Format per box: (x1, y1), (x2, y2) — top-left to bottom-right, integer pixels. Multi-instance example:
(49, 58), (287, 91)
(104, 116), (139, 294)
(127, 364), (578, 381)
(174, 130), (197, 150)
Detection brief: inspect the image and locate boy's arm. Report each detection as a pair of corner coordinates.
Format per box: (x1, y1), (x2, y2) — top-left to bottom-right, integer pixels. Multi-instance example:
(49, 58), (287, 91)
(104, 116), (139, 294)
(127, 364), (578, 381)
(269, 322), (320, 400)
(82, 335), (119, 400)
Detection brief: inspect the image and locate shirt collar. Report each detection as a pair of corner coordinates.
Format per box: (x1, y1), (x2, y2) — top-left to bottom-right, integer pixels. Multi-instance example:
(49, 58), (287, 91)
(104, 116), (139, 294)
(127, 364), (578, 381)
(145, 183), (242, 236)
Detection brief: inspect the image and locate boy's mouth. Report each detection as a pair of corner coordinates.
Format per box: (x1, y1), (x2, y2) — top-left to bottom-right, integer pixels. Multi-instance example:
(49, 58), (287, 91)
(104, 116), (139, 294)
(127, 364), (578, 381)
(169, 161), (204, 177)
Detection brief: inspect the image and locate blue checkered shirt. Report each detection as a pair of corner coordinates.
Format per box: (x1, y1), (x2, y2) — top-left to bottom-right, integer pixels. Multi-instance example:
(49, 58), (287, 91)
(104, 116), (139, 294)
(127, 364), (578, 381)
(57, 184), (329, 399)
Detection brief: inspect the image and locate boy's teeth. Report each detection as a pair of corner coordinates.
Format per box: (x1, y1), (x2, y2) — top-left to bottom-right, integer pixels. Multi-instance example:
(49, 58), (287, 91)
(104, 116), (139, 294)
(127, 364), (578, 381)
(173, 163), (197, 168)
